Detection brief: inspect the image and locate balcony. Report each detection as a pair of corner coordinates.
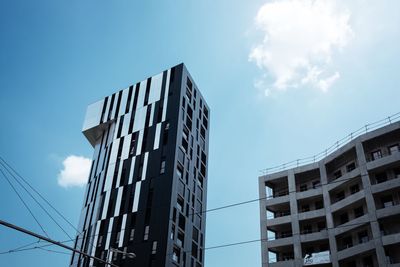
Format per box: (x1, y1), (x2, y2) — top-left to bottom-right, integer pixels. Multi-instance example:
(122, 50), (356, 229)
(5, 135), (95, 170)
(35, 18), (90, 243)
(267, 223), (293, 248)
(367, 152), (400, 171)
(374, 190), (400, 218)
(337, 240), (374, 260)
(325, 147), (358, 184)
(326, 168), (361, 192)
(268, 245), (295, 266)
(371, 174), (400, 194)
(334, 214), (369, 236)
(330, 190), (365, 213)
(300, 229), (329, 243)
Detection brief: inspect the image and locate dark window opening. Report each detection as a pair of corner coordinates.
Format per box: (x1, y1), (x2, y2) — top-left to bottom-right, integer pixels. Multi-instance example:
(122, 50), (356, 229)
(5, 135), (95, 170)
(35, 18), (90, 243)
(346, 162), (356, 172)
(375, 172), (388, 183)
(354, 206), (364, 218)
(336, 191), (345, 201)
(160, 159), (166, 174)
(389, 144), (399, 155)
(300, 184), (308, 192)
(350, 184), (360, 194)
(340, 213), (349, 224)
(334, 170), (342, 179)
(371, 150), (382, 160)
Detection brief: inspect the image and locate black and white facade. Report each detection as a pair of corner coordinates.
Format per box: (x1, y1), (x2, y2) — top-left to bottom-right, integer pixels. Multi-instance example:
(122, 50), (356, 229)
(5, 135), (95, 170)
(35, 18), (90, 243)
(70, 63), (210, 267)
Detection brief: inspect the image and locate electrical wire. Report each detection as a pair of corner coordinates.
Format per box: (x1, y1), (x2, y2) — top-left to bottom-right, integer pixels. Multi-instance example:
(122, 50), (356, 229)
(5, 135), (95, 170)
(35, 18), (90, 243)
(0, 161), (73, 240)
(0, 156), (79, 233)
(0, 168), (49, 238)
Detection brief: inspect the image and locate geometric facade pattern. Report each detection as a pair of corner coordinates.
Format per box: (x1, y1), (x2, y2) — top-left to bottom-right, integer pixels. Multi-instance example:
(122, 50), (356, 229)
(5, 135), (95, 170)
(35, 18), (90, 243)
(70, 63), (209, 267)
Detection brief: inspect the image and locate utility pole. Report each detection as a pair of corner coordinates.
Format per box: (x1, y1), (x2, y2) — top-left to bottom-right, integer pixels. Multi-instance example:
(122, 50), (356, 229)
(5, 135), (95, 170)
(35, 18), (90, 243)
(0, 218), (119, 267)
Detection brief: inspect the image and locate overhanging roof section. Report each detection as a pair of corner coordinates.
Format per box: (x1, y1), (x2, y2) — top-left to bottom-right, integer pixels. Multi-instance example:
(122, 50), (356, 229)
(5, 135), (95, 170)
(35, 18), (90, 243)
(82, 99), (108, 147)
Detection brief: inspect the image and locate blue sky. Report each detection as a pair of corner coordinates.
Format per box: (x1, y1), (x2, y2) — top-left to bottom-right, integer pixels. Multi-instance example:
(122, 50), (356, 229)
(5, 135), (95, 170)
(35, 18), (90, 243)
(0, 0), (400, 266)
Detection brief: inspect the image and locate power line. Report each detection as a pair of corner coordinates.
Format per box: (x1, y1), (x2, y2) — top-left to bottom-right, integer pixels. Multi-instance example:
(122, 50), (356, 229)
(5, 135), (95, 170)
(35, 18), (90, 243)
(0, 156), (79, 233)
(0, 168), (49, 238)
(0, 161), (73, 240)
(1, 216), (380, 257)
(0, 156), (98, 254)
(0, 218), (119, 267)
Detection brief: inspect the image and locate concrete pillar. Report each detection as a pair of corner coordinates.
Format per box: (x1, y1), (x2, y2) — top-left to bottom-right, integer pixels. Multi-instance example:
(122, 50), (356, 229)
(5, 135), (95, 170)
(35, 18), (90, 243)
(288, 170), (302, 266)
(355, 141), (387, 267)
(319, 162), (339, 267)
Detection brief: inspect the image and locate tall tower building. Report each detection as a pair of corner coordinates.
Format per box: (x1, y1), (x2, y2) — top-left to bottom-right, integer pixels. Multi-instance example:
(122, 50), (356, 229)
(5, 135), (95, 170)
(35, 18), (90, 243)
(70, 63), (210, 267)
(259, 118), (400, 267)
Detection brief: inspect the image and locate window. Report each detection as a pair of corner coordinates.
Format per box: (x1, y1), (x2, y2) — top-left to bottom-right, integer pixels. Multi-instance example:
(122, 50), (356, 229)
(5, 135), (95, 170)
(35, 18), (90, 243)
(172, 246), (181, 263)
(340, 213), (349, 224)
(346, 162), (356, 172)
(97, 235), (103, 247)
(354, 206), (364, 218)
(394, 168), (400, 178)
(381, 195), (393, 208)
(129, 229), (135, 241)
(177, 231), (184, 247)
(315, 201), (323, 210)
(192, 227), (199, 243)
(300, 184), (308, 192)
(192, 242), (198, 258)
(312, 180), (321, 189)
(302, 225), (312, 234)
(389, 144), (399, 155)
(301, 204), (310, 212)
(375, 172), (388, 183)
(177, 196), (184, 212)
(317, 221), (326, 231)
(152, 241), (157, 254)
(358, 231), (369, 243)
(176, 165), (183, 180)
(144, 225), (150, 240)
(336, 191), (345, 201)
(115, 232), (120, 243)
(363, 256), (374, 267)
(160, 160), (166, 174)
(334, 170), (342, 179)
(122, 247), (127, 259)
(343, 236), (353, 248)
(350, 184), (360, 194)
(371, 150), (382, 160)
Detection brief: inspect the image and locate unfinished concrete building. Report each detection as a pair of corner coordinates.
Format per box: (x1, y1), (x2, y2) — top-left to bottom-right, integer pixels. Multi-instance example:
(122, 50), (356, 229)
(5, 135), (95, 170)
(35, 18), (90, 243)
(259, 118), (400, 267)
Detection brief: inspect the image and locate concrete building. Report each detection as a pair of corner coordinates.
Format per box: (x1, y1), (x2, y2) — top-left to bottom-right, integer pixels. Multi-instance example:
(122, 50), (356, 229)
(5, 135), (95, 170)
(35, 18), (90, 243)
(70, 63), (210, 267)
(259, 119), (400, 267)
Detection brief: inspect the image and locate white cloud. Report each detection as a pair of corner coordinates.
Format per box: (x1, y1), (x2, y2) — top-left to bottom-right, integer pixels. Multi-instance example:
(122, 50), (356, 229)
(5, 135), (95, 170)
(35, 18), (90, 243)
(57, 155), (91, 188)
(249, 0), (353, 95)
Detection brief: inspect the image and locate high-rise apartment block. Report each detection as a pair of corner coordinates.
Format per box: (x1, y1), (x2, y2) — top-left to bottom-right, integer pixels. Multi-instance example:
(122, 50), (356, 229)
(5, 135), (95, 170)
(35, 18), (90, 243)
(70, 63), (210, 267)
(259, 120), (400, 267)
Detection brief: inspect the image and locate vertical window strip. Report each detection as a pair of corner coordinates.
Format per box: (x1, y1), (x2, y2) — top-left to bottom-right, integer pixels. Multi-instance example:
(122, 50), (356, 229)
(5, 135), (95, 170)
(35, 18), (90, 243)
(101, 191), (111, 220)
(132, 181), (142, 213)
(125, 85), (133, 114)
(105, 217), (114, 250)
(119, 88), (129, 117)
(107, 94), (116, 121)
(154, 123), (162, 150)
(100, 97), (109, 123)
(114, 90), (123, 120)
(141, 152), (149, 181)
(118, 214), (127, 247)
(144, 78), (151, 106)
(114, 187), (123, 217)
(128, 157), (136, 185)
(162, 70), (170, 122)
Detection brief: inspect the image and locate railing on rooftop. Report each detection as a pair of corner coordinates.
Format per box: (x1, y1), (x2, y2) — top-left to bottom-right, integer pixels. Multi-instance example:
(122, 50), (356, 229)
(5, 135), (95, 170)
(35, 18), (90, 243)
(260, 112), (400, 175)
